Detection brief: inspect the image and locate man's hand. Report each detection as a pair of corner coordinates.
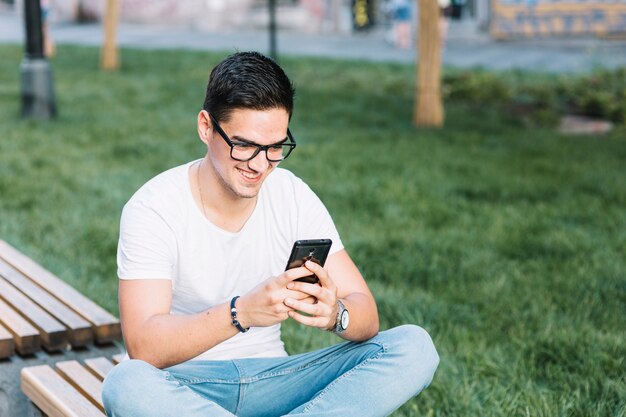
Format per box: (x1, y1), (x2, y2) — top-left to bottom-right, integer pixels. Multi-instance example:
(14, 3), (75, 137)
(284, 260), (339, 331)
(236, 266), (316, 329)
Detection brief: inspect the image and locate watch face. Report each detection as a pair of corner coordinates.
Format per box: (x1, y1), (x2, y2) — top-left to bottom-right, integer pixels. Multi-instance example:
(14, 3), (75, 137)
(340, 310), (350, 330)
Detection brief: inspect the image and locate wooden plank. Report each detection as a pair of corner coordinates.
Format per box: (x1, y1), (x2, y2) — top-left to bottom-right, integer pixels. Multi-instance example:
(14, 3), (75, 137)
(84, 357), (115, 381)
(112, 353), (125, 364)
(0, 322), (15, 358)
(0, 277), (67, 351)
(0, 259), (93, 347)
(21, 365), (106, 417)
(0, 240), (121, 343)
(0, 298), (40, 355)
(56, 360), (105, 412)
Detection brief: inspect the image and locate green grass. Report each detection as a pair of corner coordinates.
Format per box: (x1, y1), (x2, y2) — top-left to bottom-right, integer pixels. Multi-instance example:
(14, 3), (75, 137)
(1, 44), (625, 416)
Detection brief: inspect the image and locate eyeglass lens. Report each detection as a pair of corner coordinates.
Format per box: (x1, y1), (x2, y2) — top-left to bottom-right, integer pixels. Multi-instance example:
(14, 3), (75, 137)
(231, 143), (292, 162)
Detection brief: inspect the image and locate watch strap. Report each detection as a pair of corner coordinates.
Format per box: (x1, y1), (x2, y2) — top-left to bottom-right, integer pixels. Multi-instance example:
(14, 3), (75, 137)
(332, 299), (348, 334)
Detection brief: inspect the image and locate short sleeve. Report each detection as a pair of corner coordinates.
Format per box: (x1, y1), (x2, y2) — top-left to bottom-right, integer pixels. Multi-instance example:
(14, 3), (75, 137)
(117, 199), (177, 280)
(293, 178), (344, 255)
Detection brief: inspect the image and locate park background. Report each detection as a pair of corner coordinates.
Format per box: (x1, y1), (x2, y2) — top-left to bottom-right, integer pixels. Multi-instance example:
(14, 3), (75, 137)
(1, 0), (626, 415)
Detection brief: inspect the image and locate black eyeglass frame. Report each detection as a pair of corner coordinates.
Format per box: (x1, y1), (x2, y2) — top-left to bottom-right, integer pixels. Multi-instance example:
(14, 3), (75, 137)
(209, 113), (297, 162)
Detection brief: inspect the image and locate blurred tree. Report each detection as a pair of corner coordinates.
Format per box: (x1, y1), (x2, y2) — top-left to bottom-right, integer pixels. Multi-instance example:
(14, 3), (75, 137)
(414, 0), (444, 126)
(100, 0), (119, 70)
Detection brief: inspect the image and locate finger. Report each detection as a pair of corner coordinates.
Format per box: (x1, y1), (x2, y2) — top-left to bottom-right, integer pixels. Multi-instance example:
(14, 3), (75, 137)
(304, 260), (332, 287)
(288, 310), (331, 329)
(284, 297), (330, 317)
(285, 289), (317, 304)
(286, 281), (323, 299)
(288, 273), (336, 306)
(277, 266), (315, 286)
(286, 288), (317, 303)
(301, 295), (317, 305)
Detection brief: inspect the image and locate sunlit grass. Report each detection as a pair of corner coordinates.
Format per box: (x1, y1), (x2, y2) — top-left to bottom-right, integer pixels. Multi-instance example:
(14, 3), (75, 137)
(1, 45), (624, 416)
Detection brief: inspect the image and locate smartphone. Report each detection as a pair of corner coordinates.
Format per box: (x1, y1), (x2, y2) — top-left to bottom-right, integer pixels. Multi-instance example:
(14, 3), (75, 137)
(285, 239), (332, 284)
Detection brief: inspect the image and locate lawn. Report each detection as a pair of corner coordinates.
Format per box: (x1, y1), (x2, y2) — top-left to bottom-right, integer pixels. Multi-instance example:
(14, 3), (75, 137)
(0, 44), (624, 416)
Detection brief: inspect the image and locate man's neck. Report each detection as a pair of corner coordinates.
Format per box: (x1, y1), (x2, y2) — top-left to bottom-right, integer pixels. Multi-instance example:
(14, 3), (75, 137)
(193, 160), (259, 233)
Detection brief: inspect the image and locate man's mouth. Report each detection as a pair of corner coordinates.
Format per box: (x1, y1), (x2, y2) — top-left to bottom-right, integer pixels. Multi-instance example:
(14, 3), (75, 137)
(237, 167), (262, 182)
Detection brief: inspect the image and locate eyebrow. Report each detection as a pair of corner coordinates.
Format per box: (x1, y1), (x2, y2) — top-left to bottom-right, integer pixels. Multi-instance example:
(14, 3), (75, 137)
(230, 135), (289, 147)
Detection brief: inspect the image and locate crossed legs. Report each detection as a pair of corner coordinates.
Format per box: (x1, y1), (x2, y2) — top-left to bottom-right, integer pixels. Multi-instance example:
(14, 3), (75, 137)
(103, 325), (439, 417)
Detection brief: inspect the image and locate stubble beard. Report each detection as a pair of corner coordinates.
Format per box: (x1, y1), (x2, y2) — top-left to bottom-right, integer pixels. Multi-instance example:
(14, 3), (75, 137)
(217, 165), (264, 200)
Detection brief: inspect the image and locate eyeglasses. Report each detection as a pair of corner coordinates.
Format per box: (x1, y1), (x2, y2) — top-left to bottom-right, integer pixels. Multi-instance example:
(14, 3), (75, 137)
(209, 114), (296, 162)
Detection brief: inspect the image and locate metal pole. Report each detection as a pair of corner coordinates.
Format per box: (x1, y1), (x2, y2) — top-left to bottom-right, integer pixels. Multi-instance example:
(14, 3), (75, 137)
(333, 0), (340, 33)
(21, 0), (57, 119)
(24, 0), (45, 58)
(269, 0), (277, 61)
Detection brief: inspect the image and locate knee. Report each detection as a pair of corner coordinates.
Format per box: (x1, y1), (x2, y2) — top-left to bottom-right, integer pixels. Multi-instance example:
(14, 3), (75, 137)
(407, 325), (439, 372)
(102, 359), (162, 415)
(381, 325), (440, 383)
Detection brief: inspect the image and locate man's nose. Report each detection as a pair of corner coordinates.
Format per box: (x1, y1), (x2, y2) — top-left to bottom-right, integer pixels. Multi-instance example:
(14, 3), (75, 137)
(247, 149), (271, 172)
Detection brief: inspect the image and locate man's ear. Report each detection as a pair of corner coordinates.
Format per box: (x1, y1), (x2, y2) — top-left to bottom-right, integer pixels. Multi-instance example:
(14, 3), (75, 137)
(197, 110), (212, 145)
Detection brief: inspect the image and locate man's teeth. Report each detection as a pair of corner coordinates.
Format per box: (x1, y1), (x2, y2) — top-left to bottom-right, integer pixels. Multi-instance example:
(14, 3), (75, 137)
(239, 169), (259, 179)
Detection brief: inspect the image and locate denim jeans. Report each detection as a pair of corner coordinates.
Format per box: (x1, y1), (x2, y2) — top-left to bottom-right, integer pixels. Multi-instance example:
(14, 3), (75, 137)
(102, 325), (439, 417)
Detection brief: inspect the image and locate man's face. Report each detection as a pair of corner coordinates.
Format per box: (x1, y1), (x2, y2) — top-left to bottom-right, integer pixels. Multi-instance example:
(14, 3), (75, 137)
(203, 107), (290, 200)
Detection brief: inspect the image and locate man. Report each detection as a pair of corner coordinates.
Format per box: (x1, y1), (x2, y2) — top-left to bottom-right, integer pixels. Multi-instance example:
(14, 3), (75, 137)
(102, 52), (438, 417)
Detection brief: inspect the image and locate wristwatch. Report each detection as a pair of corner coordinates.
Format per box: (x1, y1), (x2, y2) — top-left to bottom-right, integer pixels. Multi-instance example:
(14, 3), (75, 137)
(332, 299), (349, 334)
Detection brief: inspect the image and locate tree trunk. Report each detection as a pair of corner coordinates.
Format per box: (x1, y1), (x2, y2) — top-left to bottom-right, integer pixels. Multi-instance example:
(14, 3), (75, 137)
(414, 0), (444, 127)
(100, 0), (119, 70)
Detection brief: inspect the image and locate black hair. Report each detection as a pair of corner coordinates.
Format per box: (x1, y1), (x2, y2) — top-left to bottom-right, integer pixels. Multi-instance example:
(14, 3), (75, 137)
(202, 52), (295, 122)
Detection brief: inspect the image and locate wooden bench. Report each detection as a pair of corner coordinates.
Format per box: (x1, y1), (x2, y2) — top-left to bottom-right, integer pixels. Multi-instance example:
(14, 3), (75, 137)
(0, 239), (124, 416)
(21, 353), (125, 417)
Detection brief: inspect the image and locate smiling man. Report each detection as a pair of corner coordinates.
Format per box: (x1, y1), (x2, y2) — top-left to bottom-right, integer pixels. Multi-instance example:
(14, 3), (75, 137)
(102, 52), (439, 417)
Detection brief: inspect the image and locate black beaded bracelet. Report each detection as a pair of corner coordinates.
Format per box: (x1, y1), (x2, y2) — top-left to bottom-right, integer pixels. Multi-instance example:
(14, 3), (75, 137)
(230, 296), (248, 333)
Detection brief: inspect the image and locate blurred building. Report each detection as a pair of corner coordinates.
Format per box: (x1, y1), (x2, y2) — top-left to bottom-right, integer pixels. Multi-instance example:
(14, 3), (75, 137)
(419, 0), (626, 39)
(4, 0), (626, 38)
(490, 0), (626, 39)
(8, 0), (356, 34)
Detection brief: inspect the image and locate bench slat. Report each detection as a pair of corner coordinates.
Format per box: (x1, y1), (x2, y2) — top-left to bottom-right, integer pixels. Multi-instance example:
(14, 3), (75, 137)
(0, 240), (121, 344)
(0, 258), (93, 347)
(0, 298), (40, 355)
(56, 360), (105, 412)
(84, 357), (115, 381)
(21, 365), (106, 417)
(0, 277), (67, 351)
(112, 353), (125, 364)
(0, 321), (15, 358)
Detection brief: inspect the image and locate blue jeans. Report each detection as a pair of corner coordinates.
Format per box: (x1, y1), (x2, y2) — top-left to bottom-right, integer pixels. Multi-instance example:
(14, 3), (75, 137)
(102, 325), (439, 417)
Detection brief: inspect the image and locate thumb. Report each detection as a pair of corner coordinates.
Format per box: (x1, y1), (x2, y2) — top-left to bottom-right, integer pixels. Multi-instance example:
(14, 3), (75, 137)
(277, 266), (310, 286)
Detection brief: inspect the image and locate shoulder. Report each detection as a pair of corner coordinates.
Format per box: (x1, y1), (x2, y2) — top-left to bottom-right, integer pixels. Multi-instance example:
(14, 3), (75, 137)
(123, 161), (193, 217)
(129, 162), (190, 202)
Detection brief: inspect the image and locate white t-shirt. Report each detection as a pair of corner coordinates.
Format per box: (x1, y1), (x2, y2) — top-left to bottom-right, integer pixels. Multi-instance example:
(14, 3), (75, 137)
(117, 161), (344, 361)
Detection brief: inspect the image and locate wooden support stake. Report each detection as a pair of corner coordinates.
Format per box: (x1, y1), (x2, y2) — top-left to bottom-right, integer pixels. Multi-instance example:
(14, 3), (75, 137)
(414, 0), (444, 127)
(100, 0), (120, 70)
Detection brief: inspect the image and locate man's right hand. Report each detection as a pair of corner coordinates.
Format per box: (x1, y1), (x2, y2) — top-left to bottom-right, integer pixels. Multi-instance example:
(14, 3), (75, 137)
(235, 266), (318, 329)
